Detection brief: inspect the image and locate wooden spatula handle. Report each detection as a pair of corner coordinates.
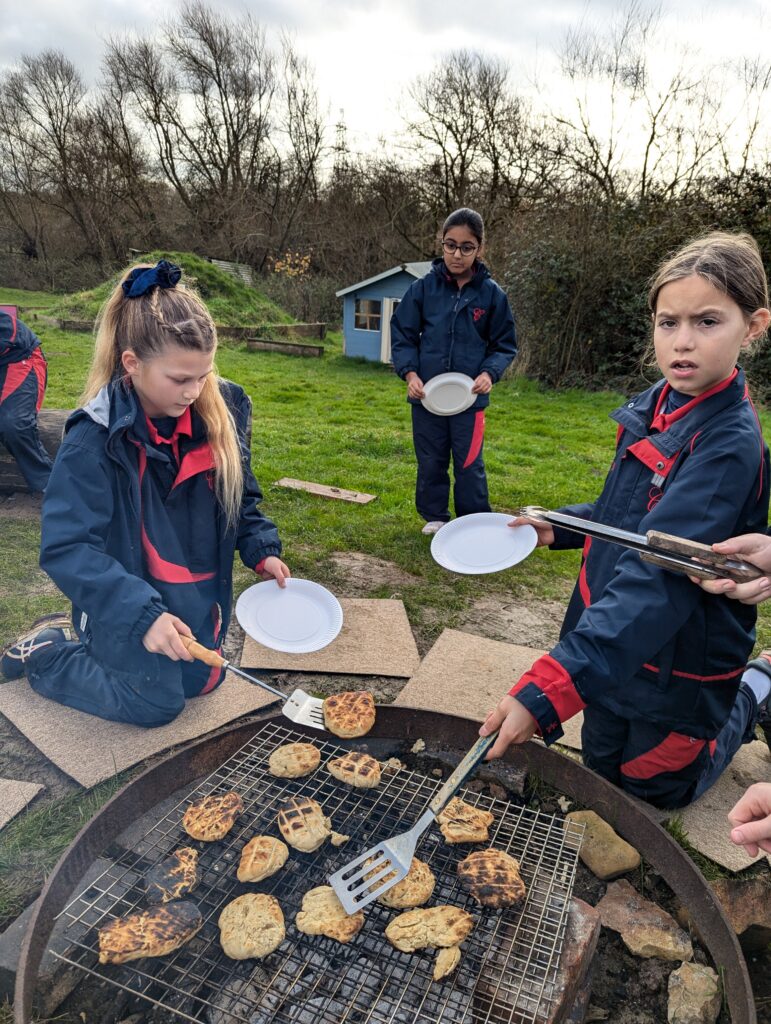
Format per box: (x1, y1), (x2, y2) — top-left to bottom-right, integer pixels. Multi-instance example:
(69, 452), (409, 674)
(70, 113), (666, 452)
(180, 636), (227, 668)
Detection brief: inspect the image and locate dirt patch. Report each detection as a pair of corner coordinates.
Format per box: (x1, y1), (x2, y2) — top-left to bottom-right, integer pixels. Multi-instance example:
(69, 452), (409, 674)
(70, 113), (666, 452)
(459, 593), (565, 650)
(0, 491), (42, 518)
(328, 551), (420, 596)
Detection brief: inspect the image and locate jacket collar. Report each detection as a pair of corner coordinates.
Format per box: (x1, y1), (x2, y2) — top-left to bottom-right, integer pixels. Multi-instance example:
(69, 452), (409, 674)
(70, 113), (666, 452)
(430, 256), (490, 289)
(611, 368), (749, 456)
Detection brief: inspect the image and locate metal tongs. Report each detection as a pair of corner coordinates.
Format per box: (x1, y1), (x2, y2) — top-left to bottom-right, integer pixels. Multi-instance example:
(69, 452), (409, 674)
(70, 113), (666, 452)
(519, 506), (763, 583)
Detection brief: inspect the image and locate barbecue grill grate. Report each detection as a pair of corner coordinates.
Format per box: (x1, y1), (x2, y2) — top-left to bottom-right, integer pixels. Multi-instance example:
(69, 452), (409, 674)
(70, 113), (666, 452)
(50, 721), (584, 1024)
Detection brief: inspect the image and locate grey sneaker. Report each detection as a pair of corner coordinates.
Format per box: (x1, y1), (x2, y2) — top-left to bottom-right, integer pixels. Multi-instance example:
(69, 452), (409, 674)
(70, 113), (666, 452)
(421, 521), (446, 535)
(1, 613), (74, 680)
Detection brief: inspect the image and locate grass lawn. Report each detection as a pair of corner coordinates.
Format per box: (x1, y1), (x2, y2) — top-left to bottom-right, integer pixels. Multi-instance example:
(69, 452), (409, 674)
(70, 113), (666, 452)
(1, 281), (770, 1012)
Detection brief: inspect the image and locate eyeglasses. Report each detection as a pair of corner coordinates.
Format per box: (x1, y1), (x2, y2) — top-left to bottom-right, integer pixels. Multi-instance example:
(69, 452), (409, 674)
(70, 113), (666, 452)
(441, 240), (479, 257)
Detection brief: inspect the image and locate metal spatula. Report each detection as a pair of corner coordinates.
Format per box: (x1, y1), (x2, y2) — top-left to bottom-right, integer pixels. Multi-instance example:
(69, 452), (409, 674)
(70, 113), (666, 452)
(181, 637), (326, 731)
(329, 731), (497, 913)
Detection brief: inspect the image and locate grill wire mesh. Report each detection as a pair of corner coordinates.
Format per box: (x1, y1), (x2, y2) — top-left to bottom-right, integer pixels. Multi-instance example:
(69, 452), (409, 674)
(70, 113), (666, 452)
(51, 720), (584, 1024)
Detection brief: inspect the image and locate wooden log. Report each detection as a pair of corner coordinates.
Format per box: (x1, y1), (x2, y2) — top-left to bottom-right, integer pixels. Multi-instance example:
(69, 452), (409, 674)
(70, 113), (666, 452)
(0, 409), (70, 494)
(245, 338), (323, 358)
(275, 477), (377, 504)
(58, 319), (93, 332)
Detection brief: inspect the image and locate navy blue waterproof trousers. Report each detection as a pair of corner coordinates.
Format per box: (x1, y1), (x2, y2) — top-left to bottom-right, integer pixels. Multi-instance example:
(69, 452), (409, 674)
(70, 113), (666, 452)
(581, 683), (758, 809)
(411, 404), (490, 522)
(24, 620), (224, 727)
(0, 349), (52, 492)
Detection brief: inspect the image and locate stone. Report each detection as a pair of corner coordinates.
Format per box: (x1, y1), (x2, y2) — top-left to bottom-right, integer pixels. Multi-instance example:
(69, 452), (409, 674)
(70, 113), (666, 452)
(597, 879), (694, 961)
(709, 876), (771, 952)
(487, 782), (507, 801)
(667, 962), (721, 1024)
(566, 810), (641, 880)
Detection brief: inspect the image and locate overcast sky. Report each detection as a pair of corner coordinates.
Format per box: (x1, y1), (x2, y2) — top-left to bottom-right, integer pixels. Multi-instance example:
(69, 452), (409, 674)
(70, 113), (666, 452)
(1, 0), (768, 153)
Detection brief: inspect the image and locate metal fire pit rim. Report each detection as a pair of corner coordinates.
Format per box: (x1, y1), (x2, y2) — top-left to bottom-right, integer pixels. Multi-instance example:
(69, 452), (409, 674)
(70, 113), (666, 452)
(14, 705), (755, 1024)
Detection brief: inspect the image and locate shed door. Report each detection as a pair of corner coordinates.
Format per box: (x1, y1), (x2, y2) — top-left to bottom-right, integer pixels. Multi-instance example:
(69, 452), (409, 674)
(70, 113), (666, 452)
(380, 297), (400, 363)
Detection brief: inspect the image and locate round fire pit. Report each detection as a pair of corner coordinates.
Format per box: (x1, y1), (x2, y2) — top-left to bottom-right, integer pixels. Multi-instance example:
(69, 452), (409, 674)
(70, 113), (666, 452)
(15, 707), (756, 1023)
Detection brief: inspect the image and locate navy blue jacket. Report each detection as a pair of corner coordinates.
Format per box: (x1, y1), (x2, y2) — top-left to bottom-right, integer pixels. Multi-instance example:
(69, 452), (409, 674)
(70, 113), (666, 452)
(40, 378), (281, 659)
(0, 310), (41, 367)
(512, 370), (769, 743)
(390, 258), (517, 409)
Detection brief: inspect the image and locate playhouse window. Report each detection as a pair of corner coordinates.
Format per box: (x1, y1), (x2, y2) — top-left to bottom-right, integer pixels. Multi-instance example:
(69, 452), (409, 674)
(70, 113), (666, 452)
(354, 299), (382, 331)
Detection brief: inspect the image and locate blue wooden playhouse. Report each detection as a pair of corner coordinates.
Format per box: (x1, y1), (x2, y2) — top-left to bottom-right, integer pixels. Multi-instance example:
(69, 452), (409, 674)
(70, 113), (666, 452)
(336, 262), (432, 363)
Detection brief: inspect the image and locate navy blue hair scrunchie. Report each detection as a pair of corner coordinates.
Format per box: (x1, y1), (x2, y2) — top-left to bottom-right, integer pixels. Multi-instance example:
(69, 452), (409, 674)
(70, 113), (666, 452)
(122, 259), (182, 298)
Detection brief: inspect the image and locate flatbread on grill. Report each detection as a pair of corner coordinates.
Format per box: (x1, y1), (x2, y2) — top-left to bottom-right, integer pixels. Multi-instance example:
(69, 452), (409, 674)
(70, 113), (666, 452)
(268, 742), (321, 779)
(98, 901), (203, 965)
(218, 893), (285, 960)
(323, 691), (376, 738)
(295, 885), (365, 943)
(436, 797), (494, 844)
(144, 847), (200, 904)
(457, 849), (526, 909)
(385, 906), (474, 952)
(327, 750), (382, 789)
(277, 796), (332, 852)
(433, 944), (462, 981)
(237, 836), (289, 883)
(182, 791), (243, 842)
(367, 856), (436, 909)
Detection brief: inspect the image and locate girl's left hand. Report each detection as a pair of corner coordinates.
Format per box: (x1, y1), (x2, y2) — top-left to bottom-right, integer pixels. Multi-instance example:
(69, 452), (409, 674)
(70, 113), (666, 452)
(479, 695), (538, 759)
(471, 372), (493, 395)
(259, 556), (291, 588)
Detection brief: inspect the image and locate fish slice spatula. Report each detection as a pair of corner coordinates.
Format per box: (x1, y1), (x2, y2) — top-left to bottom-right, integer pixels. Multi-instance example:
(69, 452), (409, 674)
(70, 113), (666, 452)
(329, 731), (497, 914)
(181, 637), (326, 731)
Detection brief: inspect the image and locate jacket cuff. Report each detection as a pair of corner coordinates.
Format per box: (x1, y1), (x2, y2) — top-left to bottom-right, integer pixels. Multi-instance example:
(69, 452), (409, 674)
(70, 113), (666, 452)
(480, 366), (499, 384)
(129, 599), (167, 643)
(510, 681), (563, 744)
(510, 654), (586, 744)
(746, 655), (771, 683)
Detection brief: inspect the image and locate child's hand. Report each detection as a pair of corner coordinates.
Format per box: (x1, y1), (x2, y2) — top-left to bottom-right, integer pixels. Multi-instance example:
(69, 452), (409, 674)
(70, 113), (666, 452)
(508, 516), (554, 547)
(405, 372), (426, 400)
(258, 556), (291, 588)
(479, 695), (538, 760)
(690, 533), (771, 605)
(471, 372), (492, 395)
(143, 612), (194, 661)
(727, 782), (771, 857)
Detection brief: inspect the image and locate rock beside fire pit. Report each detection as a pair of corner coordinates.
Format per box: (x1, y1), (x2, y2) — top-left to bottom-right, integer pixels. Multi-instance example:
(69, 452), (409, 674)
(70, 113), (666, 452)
(667, 961), (721, 1024)
(566, 810), (641, 880)
(597, 879), (694, 961)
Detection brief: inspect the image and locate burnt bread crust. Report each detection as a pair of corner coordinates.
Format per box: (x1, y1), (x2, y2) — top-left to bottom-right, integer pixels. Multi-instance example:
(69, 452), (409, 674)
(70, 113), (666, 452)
(182, 791), (244, 842)
(144, 847), (200, 904)
(457, 849), (526, 909)
(323, 691), (376, 738)
(98, 901), (203, 964)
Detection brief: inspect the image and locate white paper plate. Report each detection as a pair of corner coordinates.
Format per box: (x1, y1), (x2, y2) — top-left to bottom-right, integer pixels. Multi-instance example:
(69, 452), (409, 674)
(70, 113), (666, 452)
(236, 578), (343, 654)
(430, 513), (538, 574)
(421, 372), (476, 416)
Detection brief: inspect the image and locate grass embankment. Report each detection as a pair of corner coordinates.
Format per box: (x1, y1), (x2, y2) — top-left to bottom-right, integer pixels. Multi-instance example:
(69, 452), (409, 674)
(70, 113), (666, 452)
(1, 264), (769, 954)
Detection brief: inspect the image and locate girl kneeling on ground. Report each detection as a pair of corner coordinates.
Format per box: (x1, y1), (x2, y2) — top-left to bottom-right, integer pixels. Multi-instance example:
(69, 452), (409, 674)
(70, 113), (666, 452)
(1, 260), (289, 726)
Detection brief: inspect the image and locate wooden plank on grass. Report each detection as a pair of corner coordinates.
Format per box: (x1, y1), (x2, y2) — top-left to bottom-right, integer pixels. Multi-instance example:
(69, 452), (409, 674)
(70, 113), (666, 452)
(276, 477), (377, 504)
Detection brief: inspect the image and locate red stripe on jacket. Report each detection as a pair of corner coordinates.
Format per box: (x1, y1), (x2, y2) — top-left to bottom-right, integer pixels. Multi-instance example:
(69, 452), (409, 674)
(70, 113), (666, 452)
(578, 536), (592, 606)
(642, 662), (744, 682)
(621, 731), (711, 780)
(462, 410), (486, 469)
(510, 653), (586, 722)
(0, 359), (32, 404)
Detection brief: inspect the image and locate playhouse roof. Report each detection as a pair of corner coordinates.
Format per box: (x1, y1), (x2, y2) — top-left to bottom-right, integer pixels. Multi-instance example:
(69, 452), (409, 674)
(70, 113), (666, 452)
(335, 261), (432, 298)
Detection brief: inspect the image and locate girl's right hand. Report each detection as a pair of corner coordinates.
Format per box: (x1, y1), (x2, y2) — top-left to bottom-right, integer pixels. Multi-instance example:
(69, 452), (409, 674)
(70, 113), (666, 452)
(406, 372), (426, 400)
(508, 515), (554, 547)
(143, 612), (194, 661)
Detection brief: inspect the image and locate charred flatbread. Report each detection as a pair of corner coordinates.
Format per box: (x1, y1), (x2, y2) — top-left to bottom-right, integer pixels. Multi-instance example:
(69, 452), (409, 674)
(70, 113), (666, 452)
(328, 750), (381, 789)
(323, 691), (376, 738)
(277, 796), (332, 852)
(436, 797), (494, 844)
(182, 791), (243, 842)
(144, 847), (200, 904)
(457, 849), (526, 909)
(237, 836), (289, 883)
(98, 901), (202, 965)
